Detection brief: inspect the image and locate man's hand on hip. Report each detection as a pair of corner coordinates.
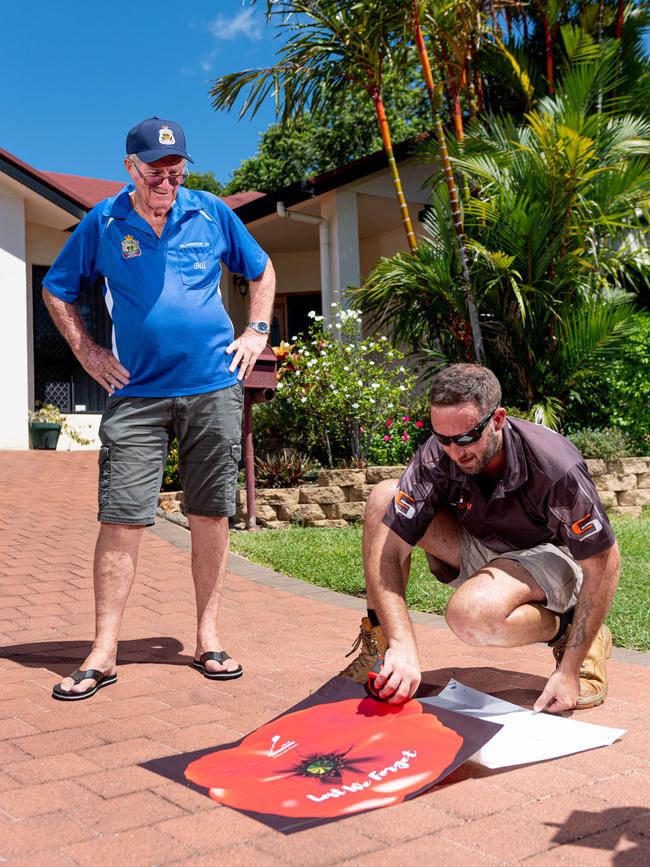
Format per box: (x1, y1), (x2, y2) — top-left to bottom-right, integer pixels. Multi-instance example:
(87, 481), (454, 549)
(79, 344), (130, 394)
(226, 330), (268, 381)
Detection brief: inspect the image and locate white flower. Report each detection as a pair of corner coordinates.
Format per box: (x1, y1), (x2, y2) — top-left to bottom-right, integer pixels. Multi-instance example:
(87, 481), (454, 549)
(351, 402), (359, 409)
(301, 397), (307, 403)
(307, 310), (316, 318)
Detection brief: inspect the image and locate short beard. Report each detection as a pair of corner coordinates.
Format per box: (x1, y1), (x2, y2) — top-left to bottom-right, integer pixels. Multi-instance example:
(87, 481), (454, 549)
(462, 428), (501, 475)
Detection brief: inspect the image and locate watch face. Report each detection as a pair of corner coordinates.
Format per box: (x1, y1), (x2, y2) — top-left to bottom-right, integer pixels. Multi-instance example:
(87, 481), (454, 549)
(251, 322), (270, 334)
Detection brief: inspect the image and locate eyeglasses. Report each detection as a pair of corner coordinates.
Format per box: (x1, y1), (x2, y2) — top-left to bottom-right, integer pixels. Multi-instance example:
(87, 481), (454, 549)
(131, 161), (188, 187)
(431, 406), (498, 447)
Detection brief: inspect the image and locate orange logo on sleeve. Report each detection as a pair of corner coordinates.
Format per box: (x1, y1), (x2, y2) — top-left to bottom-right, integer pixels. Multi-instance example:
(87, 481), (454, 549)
(394, 490), (416, 520)
(570, 513), (603, 540)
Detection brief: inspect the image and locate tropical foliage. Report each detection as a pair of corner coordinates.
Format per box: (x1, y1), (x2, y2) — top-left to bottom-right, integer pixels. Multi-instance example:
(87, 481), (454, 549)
(209, 1), (650, 437)
(210, 0), (420, 248)
(354, 24), (650, 427)
(221, 72), (430, 194)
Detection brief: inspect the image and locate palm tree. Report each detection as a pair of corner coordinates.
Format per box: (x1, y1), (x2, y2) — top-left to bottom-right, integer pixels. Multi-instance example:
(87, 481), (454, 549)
(354, 25), (650, 424)
(210, 1), (418, 251)
(407, 0), (486, 361)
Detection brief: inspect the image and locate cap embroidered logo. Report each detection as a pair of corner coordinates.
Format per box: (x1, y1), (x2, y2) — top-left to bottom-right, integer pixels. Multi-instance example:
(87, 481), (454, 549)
(159, 126), (176, 145)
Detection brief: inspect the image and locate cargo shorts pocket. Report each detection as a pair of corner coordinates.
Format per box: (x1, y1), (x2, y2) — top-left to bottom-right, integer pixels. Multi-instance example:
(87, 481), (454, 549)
(98, 446), (112, 514)
(181, 435), (241, 516)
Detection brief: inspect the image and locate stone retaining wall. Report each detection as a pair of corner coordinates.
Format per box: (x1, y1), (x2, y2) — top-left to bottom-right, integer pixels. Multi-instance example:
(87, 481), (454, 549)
(158, 457), (649, 529)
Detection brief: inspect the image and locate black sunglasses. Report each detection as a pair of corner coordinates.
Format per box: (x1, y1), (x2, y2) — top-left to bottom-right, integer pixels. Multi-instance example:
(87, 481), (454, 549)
(431, 406), (498, 447)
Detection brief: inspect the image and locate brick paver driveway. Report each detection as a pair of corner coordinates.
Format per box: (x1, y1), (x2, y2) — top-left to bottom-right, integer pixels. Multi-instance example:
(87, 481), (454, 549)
(1, 451), (649, 865)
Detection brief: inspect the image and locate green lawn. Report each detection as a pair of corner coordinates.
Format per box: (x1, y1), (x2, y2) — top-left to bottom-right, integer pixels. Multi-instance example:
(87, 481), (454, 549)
(230, 514), (650, 651)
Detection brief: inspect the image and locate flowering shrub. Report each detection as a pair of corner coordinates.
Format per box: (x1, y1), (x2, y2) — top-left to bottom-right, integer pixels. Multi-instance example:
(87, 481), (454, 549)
(272, 305), (417, 466)
(367, 415), (429, 466)
(567, 427), (632, 461)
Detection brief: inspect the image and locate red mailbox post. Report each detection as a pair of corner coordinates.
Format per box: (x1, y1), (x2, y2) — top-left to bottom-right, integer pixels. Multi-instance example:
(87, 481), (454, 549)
(242, 345), (278, 529)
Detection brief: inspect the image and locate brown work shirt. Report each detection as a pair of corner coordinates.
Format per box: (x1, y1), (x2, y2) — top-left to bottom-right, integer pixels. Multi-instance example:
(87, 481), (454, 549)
(383, 417), (615, 561)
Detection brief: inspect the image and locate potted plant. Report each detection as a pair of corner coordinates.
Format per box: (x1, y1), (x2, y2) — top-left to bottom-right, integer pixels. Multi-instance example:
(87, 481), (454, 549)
(28, 403), (91, 450)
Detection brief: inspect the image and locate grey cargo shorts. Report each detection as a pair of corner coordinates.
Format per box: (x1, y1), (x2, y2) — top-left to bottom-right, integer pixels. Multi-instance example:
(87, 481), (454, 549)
(425, 521), (583, 614)
(97, 384), (243, 525)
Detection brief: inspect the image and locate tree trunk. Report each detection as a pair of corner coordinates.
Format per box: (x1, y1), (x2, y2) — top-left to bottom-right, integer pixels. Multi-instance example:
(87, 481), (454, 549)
(372, 92), (417, 252)
(615, 0), (624, 39)
(412, 0), (485, 363)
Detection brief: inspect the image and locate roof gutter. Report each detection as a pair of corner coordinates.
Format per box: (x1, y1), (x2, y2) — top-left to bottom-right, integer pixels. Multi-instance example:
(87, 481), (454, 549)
(0, 153), (87, 221)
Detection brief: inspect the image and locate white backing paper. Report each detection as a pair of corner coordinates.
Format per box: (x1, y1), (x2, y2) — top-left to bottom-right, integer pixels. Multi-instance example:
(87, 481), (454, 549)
(420, 679), (625, 769)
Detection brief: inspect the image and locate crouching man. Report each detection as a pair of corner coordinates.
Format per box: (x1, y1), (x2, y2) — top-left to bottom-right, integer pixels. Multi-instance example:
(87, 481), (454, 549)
(341, 364), (620, 712)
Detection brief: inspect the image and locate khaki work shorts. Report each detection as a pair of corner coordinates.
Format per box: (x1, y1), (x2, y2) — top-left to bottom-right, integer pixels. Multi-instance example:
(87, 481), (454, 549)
(425, 522), (583, 614)
(97, 384), (243, 525)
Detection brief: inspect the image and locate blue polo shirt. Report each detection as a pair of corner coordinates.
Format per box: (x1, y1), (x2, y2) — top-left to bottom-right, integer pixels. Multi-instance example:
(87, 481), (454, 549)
(44, 186), (269, 397)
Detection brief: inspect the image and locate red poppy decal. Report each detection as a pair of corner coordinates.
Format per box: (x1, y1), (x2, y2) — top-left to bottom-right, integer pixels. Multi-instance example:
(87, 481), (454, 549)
(185, 696), (463, 820)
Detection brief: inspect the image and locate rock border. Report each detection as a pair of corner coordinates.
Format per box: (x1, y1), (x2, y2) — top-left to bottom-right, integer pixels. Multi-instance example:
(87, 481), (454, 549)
(158, 458), (650, 529)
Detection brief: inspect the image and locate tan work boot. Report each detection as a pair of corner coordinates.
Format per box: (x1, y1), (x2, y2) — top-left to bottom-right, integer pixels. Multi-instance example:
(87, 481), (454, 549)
(553, 622), (613, 709)
(339, 616), (388, 684)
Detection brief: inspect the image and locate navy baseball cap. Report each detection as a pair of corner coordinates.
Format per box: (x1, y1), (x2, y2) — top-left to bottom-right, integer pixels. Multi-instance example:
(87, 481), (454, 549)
(126, 116), (194, 164)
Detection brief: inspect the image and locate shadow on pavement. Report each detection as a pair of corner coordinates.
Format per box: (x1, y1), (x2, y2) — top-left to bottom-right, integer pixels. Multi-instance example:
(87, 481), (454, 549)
(0, 636), (188, 676)
(418, 665), (547, 708)
(546, 806), (650, 864)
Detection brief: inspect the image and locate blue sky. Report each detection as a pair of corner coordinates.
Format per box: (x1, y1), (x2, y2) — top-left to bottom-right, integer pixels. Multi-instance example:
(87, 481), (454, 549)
(1, 1), (281, 184)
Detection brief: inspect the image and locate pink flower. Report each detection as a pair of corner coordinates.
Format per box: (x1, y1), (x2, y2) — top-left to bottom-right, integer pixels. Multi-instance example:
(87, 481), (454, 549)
(402, 415), (410, 422)
(360, 426), (366, 433)
(386, 418), (393, 427)
(383, 435), (391, 441)
(415, 421), (424, 429)
(402, 433), (410, 441)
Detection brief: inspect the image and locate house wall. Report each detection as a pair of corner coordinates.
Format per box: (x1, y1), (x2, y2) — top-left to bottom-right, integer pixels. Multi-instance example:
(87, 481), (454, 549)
(360, 225), (416, 277)
(0, 191), (29, 448)
(271, 251), (321, 295)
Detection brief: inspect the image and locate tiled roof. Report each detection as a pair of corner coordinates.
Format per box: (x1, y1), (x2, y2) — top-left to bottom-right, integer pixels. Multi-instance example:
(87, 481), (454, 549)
(40, 171), (124, 209)
(1, 146), (264, 214)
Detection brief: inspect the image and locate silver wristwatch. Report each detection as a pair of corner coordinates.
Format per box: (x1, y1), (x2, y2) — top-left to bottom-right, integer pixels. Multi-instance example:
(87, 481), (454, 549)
(247, 321), (270, 335)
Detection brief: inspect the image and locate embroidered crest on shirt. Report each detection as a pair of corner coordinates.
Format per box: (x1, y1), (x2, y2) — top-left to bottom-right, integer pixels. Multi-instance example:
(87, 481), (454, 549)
(159, 126), (176, 145)
(121, 235), (141, 259)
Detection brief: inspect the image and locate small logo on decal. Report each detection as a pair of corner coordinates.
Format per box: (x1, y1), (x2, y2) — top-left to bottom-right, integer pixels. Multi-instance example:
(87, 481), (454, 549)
(121, 234), (141, 259)
(394, 490), (416, 519)
(193, 261), (207, 270)
(570, 513), (603, 540)
(159, 125), (176, 145)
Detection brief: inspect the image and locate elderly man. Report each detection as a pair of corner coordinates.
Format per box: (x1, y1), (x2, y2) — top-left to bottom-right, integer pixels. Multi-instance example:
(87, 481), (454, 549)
(44, 117), (275, 699)
(341, 364), (620, 713)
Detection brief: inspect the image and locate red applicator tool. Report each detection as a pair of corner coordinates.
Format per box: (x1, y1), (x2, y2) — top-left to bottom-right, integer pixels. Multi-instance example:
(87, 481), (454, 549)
(366, 657), (386, 699)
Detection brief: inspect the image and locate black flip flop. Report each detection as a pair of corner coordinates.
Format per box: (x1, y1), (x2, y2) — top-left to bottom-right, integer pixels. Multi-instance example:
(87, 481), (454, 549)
(192, 651), (243, 680)
(52, 668), (117, 701)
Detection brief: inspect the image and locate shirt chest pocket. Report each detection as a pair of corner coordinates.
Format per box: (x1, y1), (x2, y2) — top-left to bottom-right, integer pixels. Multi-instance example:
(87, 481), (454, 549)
(176, 246), (220, 289)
